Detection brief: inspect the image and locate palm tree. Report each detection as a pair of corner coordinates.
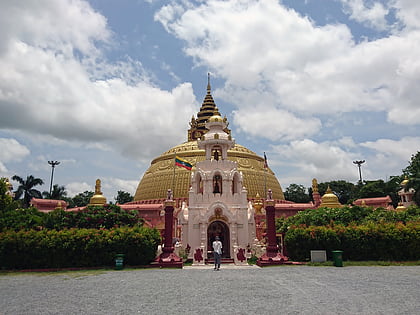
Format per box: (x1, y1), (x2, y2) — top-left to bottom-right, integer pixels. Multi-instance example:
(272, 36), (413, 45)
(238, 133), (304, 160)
(42, 184), (67, 200)
(12, 175), (44, 208)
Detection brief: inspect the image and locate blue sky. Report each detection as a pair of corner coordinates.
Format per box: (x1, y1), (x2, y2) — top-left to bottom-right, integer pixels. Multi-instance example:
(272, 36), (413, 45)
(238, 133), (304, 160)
(0, 0), (419, 201)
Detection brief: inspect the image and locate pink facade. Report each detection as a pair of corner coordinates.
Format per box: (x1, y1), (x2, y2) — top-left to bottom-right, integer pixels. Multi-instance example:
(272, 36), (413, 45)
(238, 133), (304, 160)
(353, 196), (394, 209)
(30, 198), (68, 212)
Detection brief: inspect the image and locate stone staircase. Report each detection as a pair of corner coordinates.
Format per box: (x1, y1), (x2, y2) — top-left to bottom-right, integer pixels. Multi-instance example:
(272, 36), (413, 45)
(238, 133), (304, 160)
(205, 258), (235, 264)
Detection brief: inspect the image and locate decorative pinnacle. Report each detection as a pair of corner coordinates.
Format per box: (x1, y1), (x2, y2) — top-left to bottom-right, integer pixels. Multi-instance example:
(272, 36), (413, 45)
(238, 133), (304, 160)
(207, 72), (211, 94)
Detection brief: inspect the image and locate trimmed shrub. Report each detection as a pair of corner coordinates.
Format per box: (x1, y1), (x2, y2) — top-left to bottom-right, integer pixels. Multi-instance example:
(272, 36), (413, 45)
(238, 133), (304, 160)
(285, 222), (420, 261)
(0, 207), (45, 232)
(0, 227), (161, 269)
(45, 205), (143, 230)
(0, 205), (143, 232)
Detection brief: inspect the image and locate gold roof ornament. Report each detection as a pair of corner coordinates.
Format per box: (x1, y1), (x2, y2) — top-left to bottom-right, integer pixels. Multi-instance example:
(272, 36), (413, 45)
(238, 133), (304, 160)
(55, 201), (63, 210)
(320, 186), (342, 208)
(401, 176), (409, 187)
(89, 179), (107, 206)
(253, 193), (264, 214)
(312, 178), (318, 193)
(395, 202), (407, 211)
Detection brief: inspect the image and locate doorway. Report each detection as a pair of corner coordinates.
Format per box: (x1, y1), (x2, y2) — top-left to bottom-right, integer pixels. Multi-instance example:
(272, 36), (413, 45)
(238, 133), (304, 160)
(207, 220), (230, 258)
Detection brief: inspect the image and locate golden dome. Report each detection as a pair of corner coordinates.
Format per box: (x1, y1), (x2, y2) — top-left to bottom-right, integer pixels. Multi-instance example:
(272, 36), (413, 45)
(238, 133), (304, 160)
(401, 176), (409, 186)
(395, 202), (407, 211)
(134, 140), (285, 201)
(208, 115), (223, 123)
(89, 179), (107, 206)
(320, 186), (342, 208)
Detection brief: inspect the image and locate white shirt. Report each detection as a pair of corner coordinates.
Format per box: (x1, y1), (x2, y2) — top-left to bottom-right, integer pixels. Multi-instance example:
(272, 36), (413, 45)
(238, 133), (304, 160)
(212, 240), (222, 254)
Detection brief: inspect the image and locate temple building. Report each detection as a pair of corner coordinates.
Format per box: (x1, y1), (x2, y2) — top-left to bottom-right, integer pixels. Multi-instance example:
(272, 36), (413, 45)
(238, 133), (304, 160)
(126, 78), (285, 261)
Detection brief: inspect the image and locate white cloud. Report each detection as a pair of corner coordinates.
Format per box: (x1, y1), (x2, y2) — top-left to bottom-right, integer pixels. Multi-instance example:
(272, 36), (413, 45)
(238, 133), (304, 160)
(233, 108), (321, 141)
(66, 181), (92, 197)
(394, 0), (420, 30)
(0, 138), (30, 173)
(272, 139), (362, 184)
(272, 136), (419, 188)
(102, 177), (139, 199)
(339, 0), (390, 31)
(360, 136), (420, 161)
(0, 0), (198, 163)
(0, 138), (30, 163)
(155, 0), (420, 140)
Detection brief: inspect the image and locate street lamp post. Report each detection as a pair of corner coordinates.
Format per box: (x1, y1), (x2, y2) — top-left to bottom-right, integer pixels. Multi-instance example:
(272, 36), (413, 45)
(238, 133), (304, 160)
(353, 160), (365, 183)
(48, 160), (60, 196)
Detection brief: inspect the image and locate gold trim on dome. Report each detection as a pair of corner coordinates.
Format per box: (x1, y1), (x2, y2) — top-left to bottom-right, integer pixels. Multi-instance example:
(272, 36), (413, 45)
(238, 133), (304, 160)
(134, 140), (284, 201)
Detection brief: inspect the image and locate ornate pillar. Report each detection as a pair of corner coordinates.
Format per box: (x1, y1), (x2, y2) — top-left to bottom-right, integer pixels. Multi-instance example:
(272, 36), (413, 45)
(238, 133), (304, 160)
(257, 189), (289, 266)
(156, 189), (183, 268)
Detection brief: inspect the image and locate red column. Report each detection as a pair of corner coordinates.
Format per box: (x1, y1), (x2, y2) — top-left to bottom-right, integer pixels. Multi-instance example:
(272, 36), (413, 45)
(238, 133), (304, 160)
(257, 190), (289, 266)
(265, 203), (278, 256)
(162, 203), (174, 254)
(155, 194), (182, 268)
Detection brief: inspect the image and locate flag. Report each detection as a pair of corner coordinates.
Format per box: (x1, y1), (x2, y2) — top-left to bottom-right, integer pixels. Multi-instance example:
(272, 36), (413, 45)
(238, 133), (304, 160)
(263, 152), (268, 169)
(175, 156), (192, 170)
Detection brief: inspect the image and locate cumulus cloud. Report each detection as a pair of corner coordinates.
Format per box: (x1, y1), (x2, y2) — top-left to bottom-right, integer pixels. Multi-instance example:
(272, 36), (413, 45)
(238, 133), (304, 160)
(339, 0), (390, 31)
(66, 181), (93, 197)
(0, 0), (198, 162)
(271, 139), (362, 184)
(360, 136), (420, 161)
(102, 177), (139, 200)
(233, 108), (321, 141)
(270, 135), (419, 188)
(155, 0), (420, 140)
(0, 138), (30, 173)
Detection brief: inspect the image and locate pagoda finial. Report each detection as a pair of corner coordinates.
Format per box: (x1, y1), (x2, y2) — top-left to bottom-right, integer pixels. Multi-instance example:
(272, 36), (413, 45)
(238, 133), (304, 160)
(207, 72), (211, 94)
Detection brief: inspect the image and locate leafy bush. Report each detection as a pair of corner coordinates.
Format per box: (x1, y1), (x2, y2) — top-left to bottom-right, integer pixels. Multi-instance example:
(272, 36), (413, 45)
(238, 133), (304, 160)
(0, 204), (143, 232)
(285, 222), (419, 261)
(280, 206), (420, 261)
(0, 207), (45, 232)
(277, 206), (420, 233)
(45, 205), (143, 230)
(0, 227), (161, 269)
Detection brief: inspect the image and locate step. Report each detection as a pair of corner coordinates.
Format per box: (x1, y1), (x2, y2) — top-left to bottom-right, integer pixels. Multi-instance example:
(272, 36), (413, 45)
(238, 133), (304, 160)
(206, 258), (234, 264)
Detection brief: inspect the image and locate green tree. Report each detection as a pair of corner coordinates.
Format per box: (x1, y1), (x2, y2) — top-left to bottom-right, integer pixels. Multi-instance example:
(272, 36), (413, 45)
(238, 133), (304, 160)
(68, 191), (94, 208)
(402, 151), (420, 205)
(114, 190), (134, 204)
(284, 184), (311, 203)
(42, 184), (67, 200)
(12, 175), (44, 208)
(315, 180), (357, 204)
(0, 179), (19, 213)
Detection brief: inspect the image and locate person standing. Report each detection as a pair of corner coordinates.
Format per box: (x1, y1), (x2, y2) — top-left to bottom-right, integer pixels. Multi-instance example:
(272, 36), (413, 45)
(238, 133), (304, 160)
(212, 236), (222, 270)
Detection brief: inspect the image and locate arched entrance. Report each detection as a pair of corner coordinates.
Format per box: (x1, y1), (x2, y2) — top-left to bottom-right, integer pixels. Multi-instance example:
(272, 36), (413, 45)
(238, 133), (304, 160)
(208, 220), (230, 258)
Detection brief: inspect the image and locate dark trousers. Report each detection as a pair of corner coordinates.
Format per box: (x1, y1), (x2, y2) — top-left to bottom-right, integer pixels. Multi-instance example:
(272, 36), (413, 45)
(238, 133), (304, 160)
(214, 252), (221, 269)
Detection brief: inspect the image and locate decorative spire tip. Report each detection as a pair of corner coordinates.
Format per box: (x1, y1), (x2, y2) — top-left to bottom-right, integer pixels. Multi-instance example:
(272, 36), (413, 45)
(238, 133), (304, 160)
(207, 72), (211, 93)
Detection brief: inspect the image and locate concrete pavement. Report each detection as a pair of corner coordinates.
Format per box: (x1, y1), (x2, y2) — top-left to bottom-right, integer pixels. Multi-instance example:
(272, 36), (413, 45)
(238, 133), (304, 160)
(1, 265), (419, 314)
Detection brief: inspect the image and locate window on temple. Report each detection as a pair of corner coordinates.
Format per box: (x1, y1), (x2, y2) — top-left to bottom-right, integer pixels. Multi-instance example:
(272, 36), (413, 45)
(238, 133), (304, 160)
(213, 174), (222, 194)
(232, 172), (240, 194)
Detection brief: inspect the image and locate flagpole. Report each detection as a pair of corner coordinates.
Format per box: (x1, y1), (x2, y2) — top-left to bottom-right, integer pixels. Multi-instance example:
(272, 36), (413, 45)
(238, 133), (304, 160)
(264, 152), (267, 198)
(172, 153), (176, 198)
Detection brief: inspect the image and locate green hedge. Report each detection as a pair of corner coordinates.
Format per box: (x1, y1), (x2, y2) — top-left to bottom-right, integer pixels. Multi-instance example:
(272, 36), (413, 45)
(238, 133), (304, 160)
(278, 206), (420, 232)
(0, 227), (161, 269)
(285, 222), (420, 261)
(0, 205), (144, 232)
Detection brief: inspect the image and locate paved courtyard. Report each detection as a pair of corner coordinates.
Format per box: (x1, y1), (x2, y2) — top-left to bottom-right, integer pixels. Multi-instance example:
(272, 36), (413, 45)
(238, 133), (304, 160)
(1, 265), (419, 314)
